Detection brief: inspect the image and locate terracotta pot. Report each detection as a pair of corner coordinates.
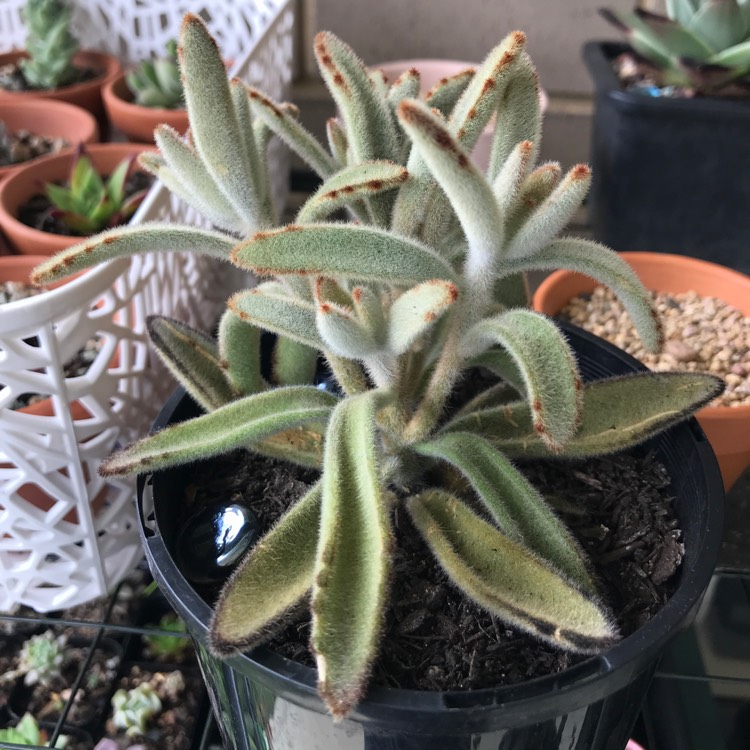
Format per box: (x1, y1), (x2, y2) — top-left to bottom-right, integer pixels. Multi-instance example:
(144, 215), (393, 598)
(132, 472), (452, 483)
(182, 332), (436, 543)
(532, 252), (750, 490)
(373, 59), (549, 172)
(0, 99), (99, 182)
(0, 142), (157, 256)
(0, 50), (121, 125)
(102, 69), (188, 143)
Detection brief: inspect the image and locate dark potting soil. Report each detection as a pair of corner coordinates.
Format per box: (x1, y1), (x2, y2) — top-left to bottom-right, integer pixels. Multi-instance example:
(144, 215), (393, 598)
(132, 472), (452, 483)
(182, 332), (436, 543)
(16, 171), (154, 236)
(0, 63), (100, 93)
(183, 423), (682, 692)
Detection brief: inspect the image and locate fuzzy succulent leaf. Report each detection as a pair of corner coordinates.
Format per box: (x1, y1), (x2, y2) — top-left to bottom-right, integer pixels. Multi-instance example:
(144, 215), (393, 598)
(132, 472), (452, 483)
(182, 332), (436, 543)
(314, 31), (400, 165)
(414, 433), (597, 594)
(100, 386), (338, 476)
(504, 165), (592, 261)
(424, 68), (475, 116)
(179, 13), (261, 229)
(467, 346), (525, 393)
(272, 338), (320, 387)
(147, 316), (234, 411)
(312, 392), (393, 720)
(499, 237), (663, 352)
(217, 310), (265, 396)
(296, 162), (408, 224)
(210, 483), (322, 653)
(492, 140), (534, 214)
(462, 309), (582, 451)
(31, 224), (236, 286)
(407, 490), (618, 652)
(387, 280), (460, 355)
(487, 53), (542, 182)
(443, 372), (724, 458)
(247, 86), (337, 179)
(228, 285), (323, 351)
(317, 302), (382, 359)
(398, 100), (503, 282)
(505, 162), (562, 237)
(326, 118), (349, 166)
(151, 126), (243, 232)
(232, 224), (456, 286)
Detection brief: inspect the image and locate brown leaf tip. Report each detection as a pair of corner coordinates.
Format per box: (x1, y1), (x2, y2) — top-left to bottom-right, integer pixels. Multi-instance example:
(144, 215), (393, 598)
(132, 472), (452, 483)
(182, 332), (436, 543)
(520, 140), (533, 155)
(571, 164), (592, 181)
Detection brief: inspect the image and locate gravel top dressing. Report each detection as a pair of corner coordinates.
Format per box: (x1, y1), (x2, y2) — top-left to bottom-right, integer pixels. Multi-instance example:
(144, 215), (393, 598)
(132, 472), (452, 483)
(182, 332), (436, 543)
(562, 287), (750, 408)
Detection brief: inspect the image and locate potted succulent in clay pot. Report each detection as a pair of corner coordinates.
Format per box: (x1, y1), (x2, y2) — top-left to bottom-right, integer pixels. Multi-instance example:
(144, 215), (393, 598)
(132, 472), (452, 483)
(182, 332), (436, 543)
(0, 142), (155, 256)
(0, 0), (121, 126)
(585, 0), (750, 272)
(102, 40), (188, 144)
(0, 99), (99, 181)
(33, 14), (725, 750)
(533, 251), (750, 491)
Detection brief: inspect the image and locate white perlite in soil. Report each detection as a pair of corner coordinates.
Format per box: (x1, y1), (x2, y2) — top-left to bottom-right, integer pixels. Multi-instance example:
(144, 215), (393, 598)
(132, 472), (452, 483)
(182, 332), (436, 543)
(561, 287), (750, 408)
(0, 280), (44, 304)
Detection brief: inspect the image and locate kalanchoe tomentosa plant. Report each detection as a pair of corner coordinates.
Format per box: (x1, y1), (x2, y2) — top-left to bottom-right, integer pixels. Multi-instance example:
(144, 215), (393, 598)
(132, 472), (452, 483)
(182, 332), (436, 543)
(20, 0), (80, 90)
(32, 14), (723, 720)
(601, 0), (750, 92)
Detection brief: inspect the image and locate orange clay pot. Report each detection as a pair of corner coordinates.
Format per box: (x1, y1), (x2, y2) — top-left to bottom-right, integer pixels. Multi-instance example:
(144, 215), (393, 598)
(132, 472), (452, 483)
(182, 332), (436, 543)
(0, 254), (107, 522)
(0, 50), (121, 125)
(102, 69), (188, 143)
(0, 142), (156, 256)
(0, 99), (99, 182)
(533, 252), (750, 491)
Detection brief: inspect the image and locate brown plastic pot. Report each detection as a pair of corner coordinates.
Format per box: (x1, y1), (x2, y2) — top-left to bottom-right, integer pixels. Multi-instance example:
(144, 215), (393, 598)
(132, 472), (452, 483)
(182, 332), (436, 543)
(532, 252), (750, 490)
(102, 69), (188, 143)
(0, 99), (99, 182)
(0, 50), (121, 125)
(0, 142), (156, 256)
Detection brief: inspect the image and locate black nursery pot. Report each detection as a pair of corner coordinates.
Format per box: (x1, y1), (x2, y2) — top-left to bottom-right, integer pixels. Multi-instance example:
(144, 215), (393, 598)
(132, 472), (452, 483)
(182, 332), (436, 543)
(583, 41), (750, 274)
(137, 325), (724, 750)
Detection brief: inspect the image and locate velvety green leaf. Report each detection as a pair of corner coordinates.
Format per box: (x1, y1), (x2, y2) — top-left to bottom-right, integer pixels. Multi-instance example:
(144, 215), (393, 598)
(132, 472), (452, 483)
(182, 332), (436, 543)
(210, 484), (322, 653)
(312, 392), (393, 720)
(424, 67), (475, 116)
(462, 310), (582, 450)
(387, 67), (421, 109)
(398, 100), (503, 282)
(492, 140), (534, 214)
(499, 237), (663, 352)
(228, 285), (323, 351)
(414, 433), (596, 593)
(232, 224), (456, 286)
(247, 85), (337, 178)
(326, 117), (348, 166)
(443, 372), (724, 459)
(505, 162), (561, 238)
(179, 14), (261, 227)
(314, 31), (400, 164)
(217, 309), (265, 397)
(407, 490), (618, 652)
(296, 162), (408, 224)
(387, 280), (460, 355)
(272, 337), (319, 386)
(31, 224), (236, 285)
(467, 346), (525, 393)
(147, 316), (234, 411)
(317, 301), (381, 359)
(100, 386), (338, 476)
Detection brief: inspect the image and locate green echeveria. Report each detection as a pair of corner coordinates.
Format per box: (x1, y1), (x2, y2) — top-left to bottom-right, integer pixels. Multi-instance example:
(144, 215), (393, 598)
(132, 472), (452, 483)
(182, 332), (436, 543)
(32, 13), (723, 720)
(601, 0), (750, 92)
(126, 40), (185, 109)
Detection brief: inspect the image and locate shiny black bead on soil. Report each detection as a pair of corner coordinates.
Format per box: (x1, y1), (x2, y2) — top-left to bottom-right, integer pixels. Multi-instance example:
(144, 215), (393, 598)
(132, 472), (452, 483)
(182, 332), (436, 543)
(175, 502), (259, 584)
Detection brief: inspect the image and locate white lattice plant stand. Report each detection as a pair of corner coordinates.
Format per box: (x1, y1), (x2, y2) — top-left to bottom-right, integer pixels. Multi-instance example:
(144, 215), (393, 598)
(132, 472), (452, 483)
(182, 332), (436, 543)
(0, 0), (294, 612)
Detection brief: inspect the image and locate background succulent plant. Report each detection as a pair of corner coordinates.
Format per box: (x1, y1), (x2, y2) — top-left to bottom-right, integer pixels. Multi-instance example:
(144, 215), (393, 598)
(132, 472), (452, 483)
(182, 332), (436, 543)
(33, 14), (722, 719)
(125, 40), (184, 109)
(44, 146), (149, 235)
(19, 0), (80, 90)
(601, 0), (750, 92)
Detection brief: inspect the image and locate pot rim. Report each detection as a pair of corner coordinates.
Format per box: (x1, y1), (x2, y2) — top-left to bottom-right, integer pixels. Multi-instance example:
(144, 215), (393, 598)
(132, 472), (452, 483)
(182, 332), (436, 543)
(139, 322), (725, 729)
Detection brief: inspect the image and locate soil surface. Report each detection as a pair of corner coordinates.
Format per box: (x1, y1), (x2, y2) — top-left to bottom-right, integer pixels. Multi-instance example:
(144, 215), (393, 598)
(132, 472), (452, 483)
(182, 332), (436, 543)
(0, 63), (99, 93)
(0, 123), (68, 167)
(183, 398), (682, 691)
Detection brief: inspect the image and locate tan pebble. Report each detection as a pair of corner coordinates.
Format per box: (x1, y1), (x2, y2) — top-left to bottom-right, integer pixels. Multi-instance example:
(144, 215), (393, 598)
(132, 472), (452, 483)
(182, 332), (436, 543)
(664, 339), (698, 363)
(731, 364), (747, 376)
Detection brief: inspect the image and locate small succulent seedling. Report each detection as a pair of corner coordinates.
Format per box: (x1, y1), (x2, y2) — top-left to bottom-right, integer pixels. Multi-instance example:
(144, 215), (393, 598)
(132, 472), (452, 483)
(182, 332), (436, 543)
(20, 0), (79, 90)
(111, 683), (162, 737)
(142, 613), (191, 661)
(9, 631), (66, 687)
(601, 0), (750, 92)
(44, 146), (149, 235)
(33, 14), (723, 720)
(126, 40), (184, 109)
(0, 712), (68, 748)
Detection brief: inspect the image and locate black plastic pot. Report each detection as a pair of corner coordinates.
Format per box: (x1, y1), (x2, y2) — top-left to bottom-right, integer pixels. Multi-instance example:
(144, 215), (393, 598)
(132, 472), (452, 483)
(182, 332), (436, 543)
(137, 324), (724, 750)
(583, 41), (750, 274)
